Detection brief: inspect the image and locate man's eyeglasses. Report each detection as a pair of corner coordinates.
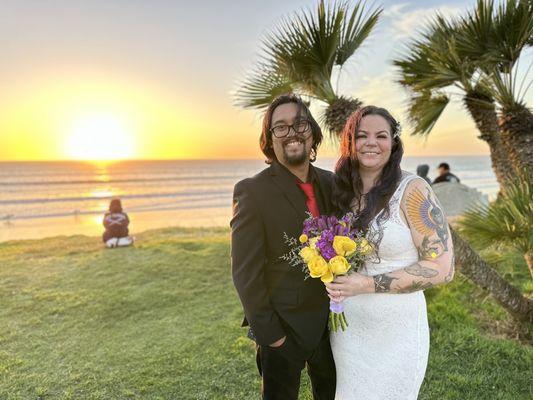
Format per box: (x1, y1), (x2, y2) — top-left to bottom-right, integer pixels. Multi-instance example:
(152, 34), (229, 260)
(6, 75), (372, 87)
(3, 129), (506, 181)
(270, 120), (311, 138)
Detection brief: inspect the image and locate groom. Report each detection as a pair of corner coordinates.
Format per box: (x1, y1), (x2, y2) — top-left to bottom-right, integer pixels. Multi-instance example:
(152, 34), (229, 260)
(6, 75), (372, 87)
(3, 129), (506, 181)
(231, 94), (336, 399)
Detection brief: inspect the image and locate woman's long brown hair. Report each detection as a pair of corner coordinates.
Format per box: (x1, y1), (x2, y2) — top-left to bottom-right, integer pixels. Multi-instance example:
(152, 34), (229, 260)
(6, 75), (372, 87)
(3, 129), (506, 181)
(332, 106), (403, 232)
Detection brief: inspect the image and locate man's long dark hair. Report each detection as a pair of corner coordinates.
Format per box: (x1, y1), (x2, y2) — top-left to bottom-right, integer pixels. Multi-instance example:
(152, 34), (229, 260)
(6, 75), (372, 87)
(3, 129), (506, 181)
(260, 93), (323, 164)
(332, 106), (403, 232)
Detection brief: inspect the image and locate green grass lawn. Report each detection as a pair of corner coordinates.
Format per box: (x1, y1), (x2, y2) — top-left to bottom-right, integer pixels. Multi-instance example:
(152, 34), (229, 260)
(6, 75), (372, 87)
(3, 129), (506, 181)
(0, 227), (531, 399)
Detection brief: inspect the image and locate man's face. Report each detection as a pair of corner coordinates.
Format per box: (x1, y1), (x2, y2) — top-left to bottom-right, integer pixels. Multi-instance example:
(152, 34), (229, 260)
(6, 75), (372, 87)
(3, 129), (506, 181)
(438, 167), (448, 176)
(270, 103), (314, 166)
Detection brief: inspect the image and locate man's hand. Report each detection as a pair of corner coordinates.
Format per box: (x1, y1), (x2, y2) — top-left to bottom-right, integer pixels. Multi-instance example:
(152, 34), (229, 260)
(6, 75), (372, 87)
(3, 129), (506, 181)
(269, 336), (286, 348)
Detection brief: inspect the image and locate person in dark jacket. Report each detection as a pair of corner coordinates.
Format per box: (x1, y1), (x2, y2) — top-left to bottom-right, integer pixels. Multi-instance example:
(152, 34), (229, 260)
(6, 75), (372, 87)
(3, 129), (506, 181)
(416, 164), (431, 185)
(231, 94), (336, 399)
(433, 162), (460, 184)
(102, 199), (132, 247)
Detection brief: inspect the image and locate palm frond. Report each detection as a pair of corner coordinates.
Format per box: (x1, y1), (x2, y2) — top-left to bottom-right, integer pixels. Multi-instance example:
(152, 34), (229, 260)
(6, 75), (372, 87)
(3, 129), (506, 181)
(491, 0), (533, 72)
(394, 14), (473, 93)
(459, 170), (532, 254)
(260, 0), (343, 101)
(335, 2), (382, 65)
(234, 0), (381, 108)
(482, 60), (532, 110)
(457, 0), (533, 74)
(455, 0), (496, 67)
(234, 61), (294, 110)
(405, 90), (450, 136)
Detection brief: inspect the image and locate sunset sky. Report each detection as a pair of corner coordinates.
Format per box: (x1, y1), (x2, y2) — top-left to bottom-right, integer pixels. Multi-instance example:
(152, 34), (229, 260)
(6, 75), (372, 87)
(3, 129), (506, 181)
(0, 0), (531, 161)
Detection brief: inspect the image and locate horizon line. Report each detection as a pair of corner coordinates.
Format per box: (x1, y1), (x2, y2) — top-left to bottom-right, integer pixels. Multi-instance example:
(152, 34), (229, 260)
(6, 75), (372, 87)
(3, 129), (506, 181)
(0, 154), (492, 163)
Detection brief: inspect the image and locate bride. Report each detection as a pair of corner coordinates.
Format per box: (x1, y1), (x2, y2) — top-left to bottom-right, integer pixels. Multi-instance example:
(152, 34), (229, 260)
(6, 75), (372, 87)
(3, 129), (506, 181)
(325, 106), (455, 399)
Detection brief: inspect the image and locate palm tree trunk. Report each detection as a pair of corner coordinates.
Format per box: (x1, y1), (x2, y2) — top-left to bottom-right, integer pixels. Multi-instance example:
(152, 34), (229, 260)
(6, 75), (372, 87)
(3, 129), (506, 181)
(463, 93), (515, 189)
(451, 228), (533, 323)
(498, 104), (533, 177)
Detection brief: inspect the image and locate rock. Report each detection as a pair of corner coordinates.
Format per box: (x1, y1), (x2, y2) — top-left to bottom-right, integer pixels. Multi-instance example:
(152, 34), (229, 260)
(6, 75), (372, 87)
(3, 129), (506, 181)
(432, 182), (489, 219)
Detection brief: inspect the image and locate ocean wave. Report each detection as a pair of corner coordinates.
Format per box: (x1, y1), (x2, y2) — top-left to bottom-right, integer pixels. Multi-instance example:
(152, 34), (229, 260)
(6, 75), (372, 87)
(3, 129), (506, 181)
(0, 189), (229, 205)
(2, 201), (228, 221)
(0, 175), (239, 186)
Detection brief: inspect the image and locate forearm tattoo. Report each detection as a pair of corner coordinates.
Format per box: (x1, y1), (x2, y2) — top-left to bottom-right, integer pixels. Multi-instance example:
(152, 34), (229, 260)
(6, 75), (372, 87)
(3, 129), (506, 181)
(398, 280), (435, 294)
(406, 187), (449, 255)
(405, 263), (439, 278)
(445, 253), (455, 283)
(373, 274), (397, 293)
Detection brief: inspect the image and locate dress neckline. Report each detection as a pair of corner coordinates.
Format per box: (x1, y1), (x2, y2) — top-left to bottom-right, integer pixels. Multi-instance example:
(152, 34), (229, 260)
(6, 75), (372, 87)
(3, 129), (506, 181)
(351, 172), (414, 221)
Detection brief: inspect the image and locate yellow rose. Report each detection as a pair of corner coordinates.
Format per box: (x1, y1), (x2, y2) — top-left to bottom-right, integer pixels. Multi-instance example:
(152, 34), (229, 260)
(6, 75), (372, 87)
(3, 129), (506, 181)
(333, 236), (357, 257)
(320, 267), (334, 283)
(299, 234), (308, 244)
(358, 238), (373, 255)
(309, 236), (320, 249)
(329, 256), (350, 275)
(308, 255), (329, 278)
(299, 246), (318, 263)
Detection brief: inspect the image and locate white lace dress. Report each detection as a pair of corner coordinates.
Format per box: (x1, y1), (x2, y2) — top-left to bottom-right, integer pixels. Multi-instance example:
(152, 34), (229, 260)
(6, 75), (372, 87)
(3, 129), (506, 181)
(330, 173), (429, 400)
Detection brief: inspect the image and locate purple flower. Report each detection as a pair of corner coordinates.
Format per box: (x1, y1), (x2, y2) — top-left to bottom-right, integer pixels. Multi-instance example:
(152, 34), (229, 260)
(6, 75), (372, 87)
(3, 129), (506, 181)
(327, 215), (339, 228)
(317, 230), (336, 261)
(300, 214), (363, 251)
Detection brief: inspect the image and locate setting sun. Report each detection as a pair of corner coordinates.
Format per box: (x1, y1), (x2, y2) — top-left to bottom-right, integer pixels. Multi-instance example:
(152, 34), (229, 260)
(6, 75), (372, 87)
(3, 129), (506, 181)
(66, 113), (135, 161)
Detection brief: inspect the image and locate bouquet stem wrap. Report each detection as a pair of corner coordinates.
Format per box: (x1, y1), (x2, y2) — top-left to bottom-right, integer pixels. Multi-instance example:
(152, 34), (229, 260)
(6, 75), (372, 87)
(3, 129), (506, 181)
(329, 300), (348, 332)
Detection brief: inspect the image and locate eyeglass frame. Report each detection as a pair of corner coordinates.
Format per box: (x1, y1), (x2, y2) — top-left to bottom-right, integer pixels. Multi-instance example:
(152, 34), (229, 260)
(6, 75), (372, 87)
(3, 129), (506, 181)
(269, 119), (311, 138)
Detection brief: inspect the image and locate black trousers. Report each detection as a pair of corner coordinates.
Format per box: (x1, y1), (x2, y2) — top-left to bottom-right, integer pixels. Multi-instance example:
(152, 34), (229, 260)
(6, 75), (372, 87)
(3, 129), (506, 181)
(256, 330), (336, 400)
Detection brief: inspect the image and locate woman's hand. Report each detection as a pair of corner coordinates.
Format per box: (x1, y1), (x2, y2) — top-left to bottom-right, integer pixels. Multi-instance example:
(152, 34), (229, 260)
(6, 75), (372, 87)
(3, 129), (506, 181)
(325, 273), (374, 302)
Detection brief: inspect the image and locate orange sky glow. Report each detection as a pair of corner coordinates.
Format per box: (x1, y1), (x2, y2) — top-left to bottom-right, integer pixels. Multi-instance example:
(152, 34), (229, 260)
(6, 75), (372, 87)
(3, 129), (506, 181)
(2, 0), (528, 162)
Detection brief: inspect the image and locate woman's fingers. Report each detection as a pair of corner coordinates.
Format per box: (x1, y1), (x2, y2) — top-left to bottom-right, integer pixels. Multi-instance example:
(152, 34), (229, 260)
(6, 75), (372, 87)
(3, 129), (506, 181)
(325, 286), (340, 295)
(333, 275), (349, 283)
(328, 294), (345, 303)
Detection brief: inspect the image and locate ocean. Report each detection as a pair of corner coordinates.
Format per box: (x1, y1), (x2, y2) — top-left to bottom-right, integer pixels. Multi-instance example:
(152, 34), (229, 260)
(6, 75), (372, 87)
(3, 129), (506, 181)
(0, 156), (497, 242)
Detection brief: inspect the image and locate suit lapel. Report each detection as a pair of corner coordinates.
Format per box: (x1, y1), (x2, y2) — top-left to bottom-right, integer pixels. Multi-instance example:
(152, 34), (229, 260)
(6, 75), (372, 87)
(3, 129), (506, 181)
(269, 162), (308, 221)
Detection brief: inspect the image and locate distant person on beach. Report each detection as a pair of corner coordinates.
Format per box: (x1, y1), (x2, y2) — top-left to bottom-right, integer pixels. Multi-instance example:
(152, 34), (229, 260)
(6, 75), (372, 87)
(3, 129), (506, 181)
(416, 164), (431, 185)
(102, 199), (134, 248)
(433, 162), (460, 184)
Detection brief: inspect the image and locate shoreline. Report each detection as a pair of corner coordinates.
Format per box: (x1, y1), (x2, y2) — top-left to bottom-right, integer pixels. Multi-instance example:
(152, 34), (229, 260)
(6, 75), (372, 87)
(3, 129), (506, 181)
(0, 208), (232, 243)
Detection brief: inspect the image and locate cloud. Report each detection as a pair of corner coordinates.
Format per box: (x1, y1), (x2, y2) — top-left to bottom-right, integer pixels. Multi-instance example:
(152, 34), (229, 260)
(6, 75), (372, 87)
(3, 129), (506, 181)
(351, 69), (406, 118)
(384, 2), (464, 39)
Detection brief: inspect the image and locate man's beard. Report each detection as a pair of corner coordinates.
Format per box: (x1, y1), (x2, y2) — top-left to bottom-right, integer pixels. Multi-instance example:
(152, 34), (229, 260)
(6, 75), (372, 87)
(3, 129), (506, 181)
(281, 137), (310, 166)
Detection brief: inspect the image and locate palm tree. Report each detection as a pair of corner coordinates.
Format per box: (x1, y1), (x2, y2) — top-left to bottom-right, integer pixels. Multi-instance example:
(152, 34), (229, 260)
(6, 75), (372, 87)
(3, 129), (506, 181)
(234, 0), (382, 136)
(394, 0), (533, 323)
(393, 0), (533, 190)
(458, 0), (533, 178)
(459, 171), (532, 277)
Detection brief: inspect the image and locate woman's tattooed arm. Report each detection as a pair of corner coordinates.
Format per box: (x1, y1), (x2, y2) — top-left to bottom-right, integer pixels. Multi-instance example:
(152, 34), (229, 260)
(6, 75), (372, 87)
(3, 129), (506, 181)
(371, 178), (455, 294)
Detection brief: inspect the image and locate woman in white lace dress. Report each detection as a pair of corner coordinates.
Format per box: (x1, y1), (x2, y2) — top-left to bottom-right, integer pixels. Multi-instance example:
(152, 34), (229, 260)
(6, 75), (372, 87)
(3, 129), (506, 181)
(325, 106), (455, 399)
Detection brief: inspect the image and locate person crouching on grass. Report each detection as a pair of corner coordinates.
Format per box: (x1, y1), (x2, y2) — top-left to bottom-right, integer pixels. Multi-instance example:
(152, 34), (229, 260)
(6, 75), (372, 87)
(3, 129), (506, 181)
(102, 199), (134, 248)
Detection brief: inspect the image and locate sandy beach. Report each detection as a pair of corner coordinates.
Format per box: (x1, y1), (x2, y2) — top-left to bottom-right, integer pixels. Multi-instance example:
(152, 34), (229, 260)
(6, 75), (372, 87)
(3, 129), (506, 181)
(0, 156), (497, 242)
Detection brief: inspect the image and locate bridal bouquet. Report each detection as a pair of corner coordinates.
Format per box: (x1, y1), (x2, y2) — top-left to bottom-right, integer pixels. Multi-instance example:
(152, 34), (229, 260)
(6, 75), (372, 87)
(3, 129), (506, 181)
(282, 213), (374, 332)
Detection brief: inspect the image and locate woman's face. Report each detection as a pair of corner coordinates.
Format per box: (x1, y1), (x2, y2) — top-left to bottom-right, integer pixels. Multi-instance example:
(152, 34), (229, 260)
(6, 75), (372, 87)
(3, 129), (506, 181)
(354, 114), (393, 172)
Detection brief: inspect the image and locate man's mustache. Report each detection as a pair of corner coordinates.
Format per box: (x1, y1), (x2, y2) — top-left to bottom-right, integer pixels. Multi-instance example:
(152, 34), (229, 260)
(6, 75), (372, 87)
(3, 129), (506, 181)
(282, 136), (307, 146)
